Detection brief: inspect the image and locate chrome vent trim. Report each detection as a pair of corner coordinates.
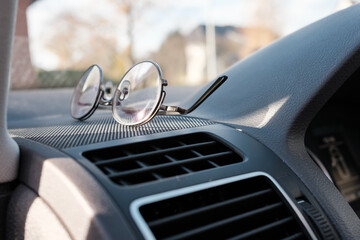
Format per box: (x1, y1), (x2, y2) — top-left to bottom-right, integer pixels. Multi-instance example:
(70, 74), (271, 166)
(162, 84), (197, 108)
(130, 172), (317, 240)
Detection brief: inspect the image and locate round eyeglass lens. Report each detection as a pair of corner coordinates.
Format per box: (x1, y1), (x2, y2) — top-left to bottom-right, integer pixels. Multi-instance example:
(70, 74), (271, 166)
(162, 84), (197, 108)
(70, 65), (102, 120)
(113, 61), (162, 125)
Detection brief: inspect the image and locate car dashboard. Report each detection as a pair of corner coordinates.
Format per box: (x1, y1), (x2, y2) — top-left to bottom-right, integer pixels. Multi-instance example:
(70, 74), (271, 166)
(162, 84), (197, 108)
(3, 2), (360, 240)
(9, 112), (321, 239)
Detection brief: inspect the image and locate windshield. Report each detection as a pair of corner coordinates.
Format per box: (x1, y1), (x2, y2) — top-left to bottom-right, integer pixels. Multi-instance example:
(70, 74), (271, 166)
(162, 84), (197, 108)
(11, 0), (352, 90)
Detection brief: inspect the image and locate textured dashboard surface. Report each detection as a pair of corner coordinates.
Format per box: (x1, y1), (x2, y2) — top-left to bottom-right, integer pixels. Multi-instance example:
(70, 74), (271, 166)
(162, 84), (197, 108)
(9, 113), (214, 149)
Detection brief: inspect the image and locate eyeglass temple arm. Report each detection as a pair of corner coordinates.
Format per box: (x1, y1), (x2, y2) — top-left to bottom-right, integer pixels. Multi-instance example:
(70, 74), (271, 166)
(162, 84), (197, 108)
(158, 75), (227, 115)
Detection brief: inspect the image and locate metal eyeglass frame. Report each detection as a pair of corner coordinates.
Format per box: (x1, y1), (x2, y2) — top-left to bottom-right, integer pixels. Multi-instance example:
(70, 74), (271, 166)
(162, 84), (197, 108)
(73, 61), (227, 125)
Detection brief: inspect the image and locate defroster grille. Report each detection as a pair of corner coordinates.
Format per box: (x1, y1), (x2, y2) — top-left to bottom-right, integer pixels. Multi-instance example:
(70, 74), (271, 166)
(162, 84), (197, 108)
(83, 133), (243, 186)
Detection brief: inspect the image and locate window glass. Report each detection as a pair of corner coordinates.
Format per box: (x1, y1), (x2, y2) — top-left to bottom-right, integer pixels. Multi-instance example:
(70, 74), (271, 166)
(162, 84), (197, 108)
(11, 0), (352, 89)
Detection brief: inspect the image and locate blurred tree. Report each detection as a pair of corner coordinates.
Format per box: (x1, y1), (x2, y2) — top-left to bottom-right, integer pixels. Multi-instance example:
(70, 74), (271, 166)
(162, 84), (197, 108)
(252, 0), (282, 32)
(42, 0), (155, 83)
(113, 0), (153, 65)
(43, 11), (131, 82)
(237, 0), (279, 59)
(115, 0), (136, 64)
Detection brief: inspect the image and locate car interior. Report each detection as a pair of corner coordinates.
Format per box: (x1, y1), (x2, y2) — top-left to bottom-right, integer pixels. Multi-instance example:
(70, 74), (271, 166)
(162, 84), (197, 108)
(1, 0), (360, 239)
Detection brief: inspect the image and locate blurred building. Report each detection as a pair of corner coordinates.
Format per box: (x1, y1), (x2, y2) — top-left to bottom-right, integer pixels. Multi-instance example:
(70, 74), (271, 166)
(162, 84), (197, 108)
(11, 0), (37, 89)
(184, 25), (278, 85)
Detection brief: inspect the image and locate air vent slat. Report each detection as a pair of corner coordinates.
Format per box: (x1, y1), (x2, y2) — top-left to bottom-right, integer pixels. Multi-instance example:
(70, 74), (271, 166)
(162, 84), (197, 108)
(137, 176), (311, 239)
(94, 141), (217, 166)
(83, 133), (243, 186)
(226, 216), (293, 240)
(162, 202), (284, 240)
(281, 232), (304, 240)
(164, 155), (176, 162)
(190, 150), (201, 157)
(151, 173), (163, 180)
(147, 188), (273, 228)
(208, 160), (219, 167)
(135, 160), (147, 168)
(180, 166), (192, 173)
(108, 151), (233, 179)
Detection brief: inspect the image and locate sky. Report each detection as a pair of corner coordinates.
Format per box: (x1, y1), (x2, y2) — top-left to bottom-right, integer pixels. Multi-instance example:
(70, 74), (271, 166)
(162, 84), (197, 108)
(27, 0), (351, 70)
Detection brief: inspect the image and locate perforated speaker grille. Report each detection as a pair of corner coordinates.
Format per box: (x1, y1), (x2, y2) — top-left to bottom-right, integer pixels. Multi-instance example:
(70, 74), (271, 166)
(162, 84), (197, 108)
(9, 113), (214, 149)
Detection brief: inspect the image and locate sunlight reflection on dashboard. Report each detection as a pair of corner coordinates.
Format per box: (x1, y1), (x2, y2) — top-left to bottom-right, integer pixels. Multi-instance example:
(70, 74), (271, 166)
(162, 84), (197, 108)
(238, 96), (289, 128)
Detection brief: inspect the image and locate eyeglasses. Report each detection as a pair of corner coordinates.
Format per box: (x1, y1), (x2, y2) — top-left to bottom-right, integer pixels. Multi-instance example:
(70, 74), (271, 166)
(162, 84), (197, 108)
(70, 60), (227, 126)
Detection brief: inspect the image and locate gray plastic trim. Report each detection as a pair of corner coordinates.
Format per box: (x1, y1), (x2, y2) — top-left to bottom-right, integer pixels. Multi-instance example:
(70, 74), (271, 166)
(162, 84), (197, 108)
(186, 4), (360, 238)
(14, 137), (137, 240)
(307, 149), (333, 183)
(0, 0), (19, 183)
(130, 171), (317, 240)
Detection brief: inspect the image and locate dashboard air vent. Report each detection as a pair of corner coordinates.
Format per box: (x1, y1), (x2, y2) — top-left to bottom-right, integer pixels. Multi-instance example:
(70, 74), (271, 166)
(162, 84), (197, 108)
(137, 175), (309, 239)
(83, 133), (243, 186)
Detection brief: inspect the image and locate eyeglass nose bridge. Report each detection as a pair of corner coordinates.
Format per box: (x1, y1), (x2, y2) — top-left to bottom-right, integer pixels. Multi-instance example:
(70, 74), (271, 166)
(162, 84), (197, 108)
(118, 80), (131, 101)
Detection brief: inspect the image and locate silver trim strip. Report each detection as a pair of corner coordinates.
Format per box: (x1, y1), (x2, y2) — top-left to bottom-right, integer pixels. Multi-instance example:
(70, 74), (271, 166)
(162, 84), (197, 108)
(307, 148), (333, 183)
(130, 172), (317, 240)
